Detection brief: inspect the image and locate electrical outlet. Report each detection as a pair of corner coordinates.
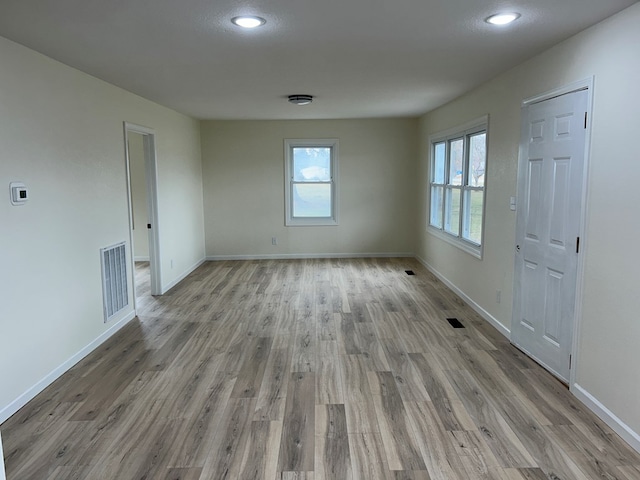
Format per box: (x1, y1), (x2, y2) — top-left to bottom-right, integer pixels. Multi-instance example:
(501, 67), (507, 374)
(496, 290), (501, 304)
(272, 237), (278, 246)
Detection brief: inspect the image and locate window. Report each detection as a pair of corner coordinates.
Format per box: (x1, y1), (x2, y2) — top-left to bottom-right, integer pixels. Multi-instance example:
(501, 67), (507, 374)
(429, 116), (487, 257)
(285, 139), (339, 226)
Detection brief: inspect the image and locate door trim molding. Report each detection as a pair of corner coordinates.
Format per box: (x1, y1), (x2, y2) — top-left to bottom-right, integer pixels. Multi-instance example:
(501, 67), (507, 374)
(514, 77), (594, 389)
(0, 430), (6, 480)
(522, 77), (593, 106)
(124, 122), (163, 299)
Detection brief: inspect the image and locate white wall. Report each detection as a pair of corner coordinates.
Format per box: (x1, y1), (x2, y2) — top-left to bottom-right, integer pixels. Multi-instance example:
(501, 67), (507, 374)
(201, 119), (418, 258)
(0, 35), (205, 422)
(418, 3), (640, 447)
(128, 132), (150, 261)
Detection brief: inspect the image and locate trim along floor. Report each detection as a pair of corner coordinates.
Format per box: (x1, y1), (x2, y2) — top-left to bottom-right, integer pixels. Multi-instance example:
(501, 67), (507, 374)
(2, 258), (640, 479)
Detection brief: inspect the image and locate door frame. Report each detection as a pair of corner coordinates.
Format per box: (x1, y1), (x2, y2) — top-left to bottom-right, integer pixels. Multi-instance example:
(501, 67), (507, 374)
(0, 430), (6, 480)
(513, 77), (594, 389)
(124, 122), (162, 301)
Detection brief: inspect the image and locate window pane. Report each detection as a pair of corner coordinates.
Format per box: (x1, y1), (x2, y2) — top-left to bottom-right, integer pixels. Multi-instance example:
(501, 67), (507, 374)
(293, 183), (332, 217)
(293, 147), (331, 182)
(445, 187), (460, 235)
(430, 186), (443, 228)
(463, 189), (483, 244)
(468, 132), (486, 187)
(448, 138), (463, 186)
(433, 142), (445, 183)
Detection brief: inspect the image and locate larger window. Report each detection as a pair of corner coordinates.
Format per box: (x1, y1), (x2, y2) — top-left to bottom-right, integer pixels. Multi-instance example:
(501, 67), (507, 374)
(429, 117), (487, 257)
(285, 139), (339, 226)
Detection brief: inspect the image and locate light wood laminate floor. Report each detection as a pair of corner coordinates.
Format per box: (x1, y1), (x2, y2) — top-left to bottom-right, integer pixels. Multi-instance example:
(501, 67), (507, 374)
(2, 258), (640, 479)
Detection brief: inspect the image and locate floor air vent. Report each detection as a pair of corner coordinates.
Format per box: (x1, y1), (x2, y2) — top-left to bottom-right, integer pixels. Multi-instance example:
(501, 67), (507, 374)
(447, 318), (465, 328)
(405, 270), (415, 275)
(101, 242), (129, 322)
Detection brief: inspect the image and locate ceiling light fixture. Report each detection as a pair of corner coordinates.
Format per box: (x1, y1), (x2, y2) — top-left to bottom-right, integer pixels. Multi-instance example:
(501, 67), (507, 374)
(485, 12), (520, 25)
(231, 16), (266, 28)
(288, 94), (313, 106)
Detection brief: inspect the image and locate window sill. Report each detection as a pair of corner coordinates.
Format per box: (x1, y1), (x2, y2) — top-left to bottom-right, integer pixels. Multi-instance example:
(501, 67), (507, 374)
(427, 226), (482, 259)
(286, 218), (339, 227)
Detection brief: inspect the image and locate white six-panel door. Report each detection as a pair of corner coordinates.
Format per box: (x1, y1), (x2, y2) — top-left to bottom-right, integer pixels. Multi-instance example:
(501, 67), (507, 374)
(512, 88), (588, 382)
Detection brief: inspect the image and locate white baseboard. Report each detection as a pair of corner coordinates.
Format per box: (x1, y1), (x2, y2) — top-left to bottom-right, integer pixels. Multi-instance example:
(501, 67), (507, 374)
(572, 383), (640, 454)
(161, 258), (206, 294)
(0, 311), (136, 424)
(134, 256), (150, 262)
(206, 252), (415, 261)
(415, 255), (510, 338)
(413, 258), (639, 455)
(414, 257), (640, 455)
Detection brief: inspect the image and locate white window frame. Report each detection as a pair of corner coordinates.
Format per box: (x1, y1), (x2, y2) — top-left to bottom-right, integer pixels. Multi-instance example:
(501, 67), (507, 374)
(285, 138), (339, 226)
(428, 115), (488, 258)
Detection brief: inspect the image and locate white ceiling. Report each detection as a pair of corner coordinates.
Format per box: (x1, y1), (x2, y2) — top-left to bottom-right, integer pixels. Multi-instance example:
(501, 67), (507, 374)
(0, 0), (635, 120)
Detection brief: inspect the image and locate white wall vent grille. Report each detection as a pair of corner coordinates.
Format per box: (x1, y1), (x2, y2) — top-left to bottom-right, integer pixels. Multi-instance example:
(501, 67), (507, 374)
(101, 242), (129, 322)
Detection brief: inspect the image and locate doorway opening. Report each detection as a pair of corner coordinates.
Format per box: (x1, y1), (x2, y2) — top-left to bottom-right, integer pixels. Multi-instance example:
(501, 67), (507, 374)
(124, 122), (162, 311)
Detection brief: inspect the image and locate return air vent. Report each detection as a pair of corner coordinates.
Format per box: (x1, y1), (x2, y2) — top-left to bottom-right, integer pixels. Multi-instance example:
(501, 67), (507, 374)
(101, 242), (129, 322)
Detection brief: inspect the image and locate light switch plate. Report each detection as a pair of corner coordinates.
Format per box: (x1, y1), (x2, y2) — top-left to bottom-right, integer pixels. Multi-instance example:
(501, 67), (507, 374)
(10, 182), (28, 206)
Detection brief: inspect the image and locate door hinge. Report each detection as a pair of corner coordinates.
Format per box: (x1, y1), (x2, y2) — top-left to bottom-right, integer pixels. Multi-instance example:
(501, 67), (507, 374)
(569, 354), (572, 370)
(584, 112), (587, 129)
(576, 237), (580, 253)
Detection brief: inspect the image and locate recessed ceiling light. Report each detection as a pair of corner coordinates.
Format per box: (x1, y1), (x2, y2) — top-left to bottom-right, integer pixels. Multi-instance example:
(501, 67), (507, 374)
(485, 13), (520, 26)
(231, 16), (266, 28)
(288, 95), (313, 105)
